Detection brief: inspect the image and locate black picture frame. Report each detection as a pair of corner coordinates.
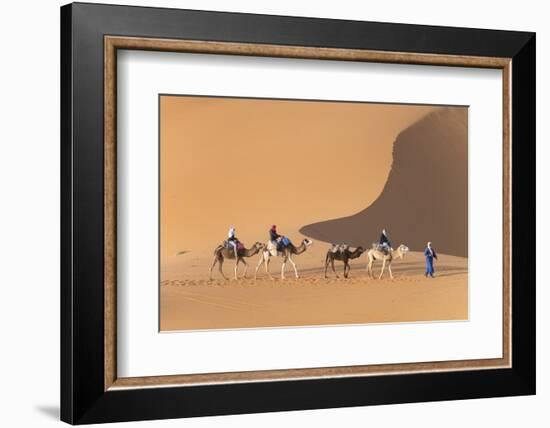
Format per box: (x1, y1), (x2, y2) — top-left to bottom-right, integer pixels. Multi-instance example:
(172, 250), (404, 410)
(61, 2), (535, 424)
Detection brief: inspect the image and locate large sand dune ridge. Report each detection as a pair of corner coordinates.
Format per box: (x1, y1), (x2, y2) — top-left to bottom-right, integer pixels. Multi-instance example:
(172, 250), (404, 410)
(160, 96), (436, 262)
(300, 108), (468, 257)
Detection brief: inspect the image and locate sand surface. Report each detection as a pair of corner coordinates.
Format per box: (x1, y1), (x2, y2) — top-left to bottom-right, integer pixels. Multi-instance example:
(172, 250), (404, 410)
(160, 251), (467, 331)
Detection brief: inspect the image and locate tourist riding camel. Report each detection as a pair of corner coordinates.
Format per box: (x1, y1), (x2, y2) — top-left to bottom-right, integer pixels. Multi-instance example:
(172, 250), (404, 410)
(269, 224), (291, 251)
(269, 224), (280, 246)
(378, 228), (392, 254)
(255, 237), (313, 280)
(210, 241), (265, 280)
(227, 226), (238, 258)
(367, 243), (409, 280)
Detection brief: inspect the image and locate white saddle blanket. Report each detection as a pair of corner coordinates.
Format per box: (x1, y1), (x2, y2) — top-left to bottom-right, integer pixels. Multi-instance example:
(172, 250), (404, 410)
(266, 240), (280, 256)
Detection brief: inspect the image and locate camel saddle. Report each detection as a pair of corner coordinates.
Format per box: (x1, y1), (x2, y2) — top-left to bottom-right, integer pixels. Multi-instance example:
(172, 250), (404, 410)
(372, 242), (391, 255)
(331, 243), (348, 253)
(223, 240), (245, 251)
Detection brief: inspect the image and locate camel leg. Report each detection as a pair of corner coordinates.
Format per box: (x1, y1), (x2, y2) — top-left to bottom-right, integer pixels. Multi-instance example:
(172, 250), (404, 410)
(254, 254), (264, 280)
(233, 258), (242, 280)
(241, 259), (248, 279)
(266, 257), (274, 280)
(209, 256), (218, 280)
(367, 258), (372, 277)
(388, 263), (394, 280)
(378, 259), (386, 280)
(344, 262), (349, 278)
(331, 259), (339, 278)
(324, 257), (330, 278)
(288, 256), (299, 279)
(257, 251), (274, 280)
(281, 256), (287, 280)
(367, 259), (374, 279)
(218, 258), (228, 280)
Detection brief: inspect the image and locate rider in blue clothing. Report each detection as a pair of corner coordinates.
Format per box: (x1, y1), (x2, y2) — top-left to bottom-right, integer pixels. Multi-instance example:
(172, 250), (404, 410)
(269, 225), (280, 242)
(270, 225), (290, 251)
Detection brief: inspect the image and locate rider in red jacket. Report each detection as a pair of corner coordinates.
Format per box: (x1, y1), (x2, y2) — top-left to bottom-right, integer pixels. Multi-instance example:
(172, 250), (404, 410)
(269, 225), (280, 242)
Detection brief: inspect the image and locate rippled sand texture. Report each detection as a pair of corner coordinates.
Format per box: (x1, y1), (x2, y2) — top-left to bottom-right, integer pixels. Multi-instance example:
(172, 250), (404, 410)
(160, 252), (467, 331)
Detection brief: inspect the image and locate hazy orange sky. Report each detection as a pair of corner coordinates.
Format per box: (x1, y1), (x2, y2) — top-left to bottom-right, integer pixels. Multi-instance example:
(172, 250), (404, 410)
(160, 95), (436, 262)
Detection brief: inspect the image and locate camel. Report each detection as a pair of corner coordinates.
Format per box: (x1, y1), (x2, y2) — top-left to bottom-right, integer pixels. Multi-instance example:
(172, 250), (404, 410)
(366, 244), (409, 280)
(209, 241), (264, 280)
(324, 246), (365, 279)
(254, 238), (313, 280)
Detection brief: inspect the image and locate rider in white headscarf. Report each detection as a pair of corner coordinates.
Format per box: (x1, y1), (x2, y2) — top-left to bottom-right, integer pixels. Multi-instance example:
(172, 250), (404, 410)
(227, 226), (238, 258)
(379, 228), (392, 253)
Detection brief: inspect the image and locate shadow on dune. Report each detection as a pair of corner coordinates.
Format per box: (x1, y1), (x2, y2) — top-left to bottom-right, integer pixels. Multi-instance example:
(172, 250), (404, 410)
(300, 107), (468, 257)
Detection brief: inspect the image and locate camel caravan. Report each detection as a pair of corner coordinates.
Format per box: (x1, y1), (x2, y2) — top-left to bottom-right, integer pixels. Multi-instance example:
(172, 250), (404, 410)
(210, 225), (313, 280)
(209, 225), (411, 281)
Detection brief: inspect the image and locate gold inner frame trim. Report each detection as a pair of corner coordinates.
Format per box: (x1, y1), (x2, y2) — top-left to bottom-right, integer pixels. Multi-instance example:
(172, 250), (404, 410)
(104, 35), (512, 391)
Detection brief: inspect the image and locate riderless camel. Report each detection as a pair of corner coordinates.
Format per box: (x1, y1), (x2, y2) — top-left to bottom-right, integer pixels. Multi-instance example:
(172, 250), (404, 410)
(254, 239), (313, 280)
(324, 246), (365, 279)
(366, 244), (409, 280)
(209, 242), (264, 280)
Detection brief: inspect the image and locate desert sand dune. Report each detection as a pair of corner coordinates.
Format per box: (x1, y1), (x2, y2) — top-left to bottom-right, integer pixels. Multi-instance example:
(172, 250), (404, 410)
(300, 108), (468, 257)
(160, 96), (436, 261)
(159, 97), (468, 331)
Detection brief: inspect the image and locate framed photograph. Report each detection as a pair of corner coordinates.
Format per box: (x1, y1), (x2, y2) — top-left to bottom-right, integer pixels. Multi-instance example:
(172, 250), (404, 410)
(61, 2), (535, 424)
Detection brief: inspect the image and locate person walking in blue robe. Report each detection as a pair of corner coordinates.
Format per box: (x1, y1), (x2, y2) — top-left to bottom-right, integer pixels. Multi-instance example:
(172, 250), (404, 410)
(424, 242), (438, 277)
